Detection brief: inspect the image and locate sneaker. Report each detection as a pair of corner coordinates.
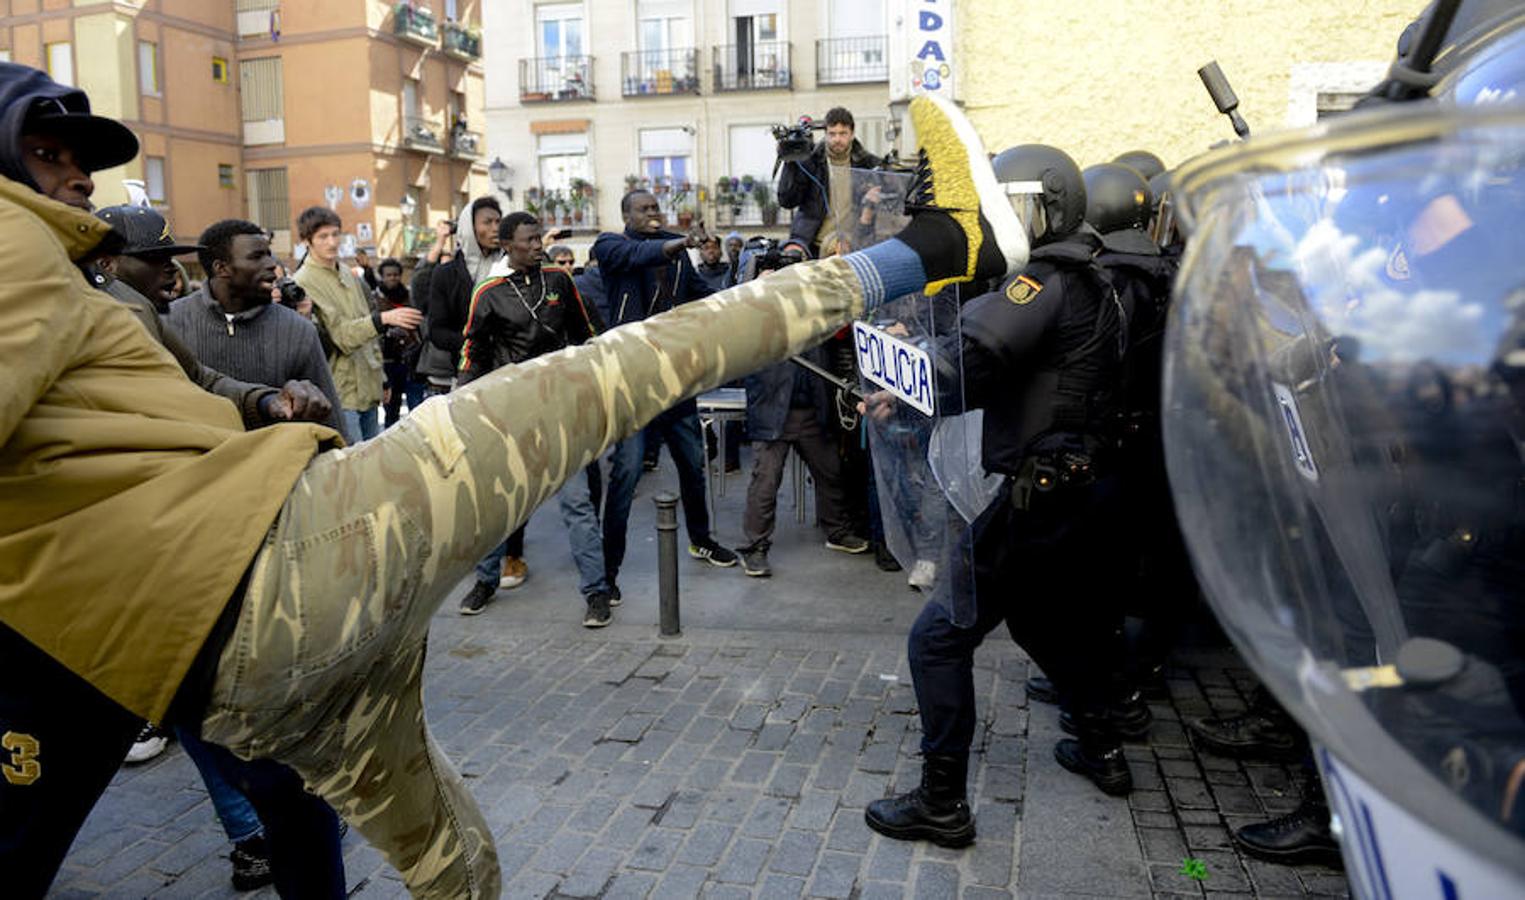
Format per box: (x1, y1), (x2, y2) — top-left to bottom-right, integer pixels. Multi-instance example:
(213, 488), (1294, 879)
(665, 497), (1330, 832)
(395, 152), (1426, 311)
(689, 538), (739, 567)
(741, 547), (772, 578)
(583, 592), (612, 628)
(907, 559), (937, 591)
(825, 534), (871, 554)
(873, 542), (902, 572)
(499, 556), (529, 589)
(230, 834), (274, 891)
(608, 583), (623, 608)
(125, 723), (168, 764)
(459, 580), (496, 616)
(898, 93), (1029, 294)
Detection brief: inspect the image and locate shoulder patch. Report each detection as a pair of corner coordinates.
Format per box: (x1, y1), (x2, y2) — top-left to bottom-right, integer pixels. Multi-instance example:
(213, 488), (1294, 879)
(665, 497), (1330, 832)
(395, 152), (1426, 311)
(1005, 275), (1043, 305)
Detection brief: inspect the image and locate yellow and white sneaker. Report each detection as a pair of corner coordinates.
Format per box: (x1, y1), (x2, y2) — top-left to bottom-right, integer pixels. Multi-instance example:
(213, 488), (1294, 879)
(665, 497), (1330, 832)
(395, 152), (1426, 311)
(901, 93), (1029, 295)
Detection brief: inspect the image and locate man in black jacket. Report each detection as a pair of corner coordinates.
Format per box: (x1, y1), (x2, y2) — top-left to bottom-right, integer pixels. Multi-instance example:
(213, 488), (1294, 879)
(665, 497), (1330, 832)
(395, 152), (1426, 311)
(455, 212), (616, 625)
(419, 197), (501, 393)
(592, 190), (739, 598)
(777, 106), (883, 259)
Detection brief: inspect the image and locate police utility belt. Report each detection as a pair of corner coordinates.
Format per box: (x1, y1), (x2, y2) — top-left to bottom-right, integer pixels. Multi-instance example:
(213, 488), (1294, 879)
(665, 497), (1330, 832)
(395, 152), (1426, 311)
(1008, 450), (1099, 511)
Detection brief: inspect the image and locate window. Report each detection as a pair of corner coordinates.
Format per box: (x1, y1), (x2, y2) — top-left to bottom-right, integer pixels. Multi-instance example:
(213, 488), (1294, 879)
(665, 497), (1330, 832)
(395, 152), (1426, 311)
(138, 41), (159, 95)
(46, 43), (73, 87)
(403, 78), (420, 118)
(145, 157), (166, 203)
(639, 127), (692, 185)
(0, 50), (11, 63)
(212, 56), (229, 83)
(246, 167), (291, 232)
(828, 0), (883, 38)
(638, 0), (692, 52)
(239, 57), (285, 144)
(218, 164), (236, 189)
(536, 131), (589, 195)
(728, 124), (776, 181)
(536, 3), (584, 59)
(445, 0), (458, 21)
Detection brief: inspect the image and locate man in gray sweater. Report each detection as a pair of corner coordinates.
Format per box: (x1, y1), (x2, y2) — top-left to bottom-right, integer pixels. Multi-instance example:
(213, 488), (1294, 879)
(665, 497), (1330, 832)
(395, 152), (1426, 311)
(168, 219), (343, 435)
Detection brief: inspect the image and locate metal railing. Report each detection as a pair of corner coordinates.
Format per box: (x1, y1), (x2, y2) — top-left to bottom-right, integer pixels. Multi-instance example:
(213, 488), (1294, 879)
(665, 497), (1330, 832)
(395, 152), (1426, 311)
(620, 48), (700, 97)
(402, 115), (445, 153)
(393, 5), (438, 45)
(442, 22), (481, 60)
(519, 56), (594, 102)
(816, 35), (888, 84)
(712, 42), (792, 92)
(449, 127), (483, 159)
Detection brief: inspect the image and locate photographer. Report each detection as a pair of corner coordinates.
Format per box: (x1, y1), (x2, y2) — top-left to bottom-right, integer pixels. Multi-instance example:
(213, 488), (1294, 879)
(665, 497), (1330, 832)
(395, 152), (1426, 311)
(777, 106), (883, 259)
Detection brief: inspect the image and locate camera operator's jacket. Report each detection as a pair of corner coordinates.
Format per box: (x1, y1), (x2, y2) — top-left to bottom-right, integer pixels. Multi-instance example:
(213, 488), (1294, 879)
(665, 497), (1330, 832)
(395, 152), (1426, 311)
(777, 138), (882, 256)
(295, 258), (385, 411)
(0, 175), (338, 722)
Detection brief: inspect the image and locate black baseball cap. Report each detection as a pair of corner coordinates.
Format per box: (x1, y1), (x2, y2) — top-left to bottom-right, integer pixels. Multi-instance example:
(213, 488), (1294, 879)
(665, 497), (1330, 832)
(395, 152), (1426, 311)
(96, 205), (202, 256)
(22, 94), (139, 174)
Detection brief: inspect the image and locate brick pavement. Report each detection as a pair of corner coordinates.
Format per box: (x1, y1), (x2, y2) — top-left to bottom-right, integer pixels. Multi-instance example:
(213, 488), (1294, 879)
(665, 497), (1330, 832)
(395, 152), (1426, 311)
(48, 456), (1352, 898)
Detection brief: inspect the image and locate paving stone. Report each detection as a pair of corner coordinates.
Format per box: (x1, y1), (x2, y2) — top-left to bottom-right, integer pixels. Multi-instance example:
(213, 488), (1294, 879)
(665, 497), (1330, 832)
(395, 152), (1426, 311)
(504, 869), (561, 900)
(857, 741), (900, 774)
(602, 806), (658, 851)
(1301, 872), (1355, 896)
(790, 790), (839, 831)
(965, 838), (1014, 887)
(656, 862), (711, 899)
(558, 847), (624, 897)
(824, 807), (872, 853)
(961, 888), (1013, 900)
(981, 764), (1023, 802)
(865, 834), (914, 881)
(784, 730), (828, 765)
(1128, 789), (1172, 812)
(730, 750), (779, 785)
(682, 715), (727, 744)
(759, 873), (809, 900)
(755, 721), (795, 750)
(975, 799), (1018, 844)
(1242, 858), (1307, 896)
(912, 860), (961, 899)
(767, 828), (823, 876)
(1208, 784), (1263, 815)
(704, 785), (760, 824)
(1139, 825), (1189, 862)
(654, 789), (707, 830)
(809, 850), (862, 898)
(740, 796), (793, 840)
(632, 774), (681, 809)
(1133, 809), (1178, 830)
(685, 757), (735, 790)
(766, 762), (810, 799)
(1167, 777), (1217, 810)
(531, 830), (590, 874)
(702, 885), (753, 900)
(714, 836), (772, 885)
(678, 822), (737, 867)
(1161, 757), (1204, 779)
(627, 826), (685, 872)
(842, 770), (890, 807)
(861, 882), (907, 900)
(771, 695), (812, 723)
(1149, 861), (1208, 896)
(1187, 850), (1251, 892)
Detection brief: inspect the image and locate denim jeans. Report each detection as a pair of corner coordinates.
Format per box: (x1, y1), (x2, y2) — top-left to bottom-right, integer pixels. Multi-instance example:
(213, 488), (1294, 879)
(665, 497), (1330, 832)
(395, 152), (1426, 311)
(472, 478), (607, 598)
(603, 401), (712, 582)
(383, 362), (427, 428)
(176, 726), (262, 843)
(472, 526), (526, 585)
(339, 406), (381, 445)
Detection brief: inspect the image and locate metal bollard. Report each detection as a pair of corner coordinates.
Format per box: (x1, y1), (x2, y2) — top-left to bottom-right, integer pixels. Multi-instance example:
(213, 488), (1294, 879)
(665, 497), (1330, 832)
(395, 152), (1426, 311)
(655, 491), (681, 637)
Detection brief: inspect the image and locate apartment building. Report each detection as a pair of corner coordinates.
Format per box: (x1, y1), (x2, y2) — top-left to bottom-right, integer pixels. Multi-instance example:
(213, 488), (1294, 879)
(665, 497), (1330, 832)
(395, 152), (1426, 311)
(483, 0), (893, 245)
(0, 0), (488, 262)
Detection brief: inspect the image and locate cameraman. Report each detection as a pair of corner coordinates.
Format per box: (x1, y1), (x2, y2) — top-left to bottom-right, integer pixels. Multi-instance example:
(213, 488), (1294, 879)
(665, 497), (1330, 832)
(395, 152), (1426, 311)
(777, 106), (882, 259)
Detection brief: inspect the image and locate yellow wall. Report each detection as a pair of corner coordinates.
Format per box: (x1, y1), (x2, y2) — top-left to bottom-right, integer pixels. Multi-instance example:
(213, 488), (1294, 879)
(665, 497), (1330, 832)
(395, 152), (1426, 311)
(955, 0), (1426, 169)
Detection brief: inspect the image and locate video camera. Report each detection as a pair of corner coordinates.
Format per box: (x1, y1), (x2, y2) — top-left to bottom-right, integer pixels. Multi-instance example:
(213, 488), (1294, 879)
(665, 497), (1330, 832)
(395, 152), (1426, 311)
(740, 236), (806, 282)
(771, 116), (825, 165)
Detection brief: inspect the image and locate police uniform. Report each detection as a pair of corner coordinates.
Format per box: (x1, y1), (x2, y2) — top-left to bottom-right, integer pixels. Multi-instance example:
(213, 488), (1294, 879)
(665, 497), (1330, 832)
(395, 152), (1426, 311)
(907, 226), (1131, 768)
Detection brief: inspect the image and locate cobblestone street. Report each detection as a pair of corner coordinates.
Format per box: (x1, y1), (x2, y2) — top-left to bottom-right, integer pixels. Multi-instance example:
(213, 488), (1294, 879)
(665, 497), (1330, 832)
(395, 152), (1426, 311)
(51, 463), (1350, 898)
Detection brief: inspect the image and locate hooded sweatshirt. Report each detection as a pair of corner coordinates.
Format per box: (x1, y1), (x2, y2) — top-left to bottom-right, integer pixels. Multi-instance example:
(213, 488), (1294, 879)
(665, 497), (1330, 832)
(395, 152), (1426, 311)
(420, 203), (502, 376)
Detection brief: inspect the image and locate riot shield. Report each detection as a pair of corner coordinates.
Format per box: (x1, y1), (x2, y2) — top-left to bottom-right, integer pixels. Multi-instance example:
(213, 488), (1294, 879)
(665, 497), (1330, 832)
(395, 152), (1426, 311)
(836, 168), (993, 626)
(1163, 104), (1525, 890)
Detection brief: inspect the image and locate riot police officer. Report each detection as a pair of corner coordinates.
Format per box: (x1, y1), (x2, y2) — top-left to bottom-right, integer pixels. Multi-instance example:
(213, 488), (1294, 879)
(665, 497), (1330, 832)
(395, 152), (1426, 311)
(865, 143), (1135, 850)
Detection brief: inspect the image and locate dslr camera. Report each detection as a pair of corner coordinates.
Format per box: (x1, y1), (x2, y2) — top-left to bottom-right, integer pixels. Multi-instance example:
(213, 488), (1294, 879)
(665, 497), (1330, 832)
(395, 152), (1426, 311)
(771, 116), (824, 164)
(276, 276), (307, 310)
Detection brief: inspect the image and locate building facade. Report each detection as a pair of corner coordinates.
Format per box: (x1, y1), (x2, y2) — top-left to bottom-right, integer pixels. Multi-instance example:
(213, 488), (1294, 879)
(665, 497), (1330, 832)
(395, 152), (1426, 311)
(483, 0), (895, 250)
(0, 0), (488, 263)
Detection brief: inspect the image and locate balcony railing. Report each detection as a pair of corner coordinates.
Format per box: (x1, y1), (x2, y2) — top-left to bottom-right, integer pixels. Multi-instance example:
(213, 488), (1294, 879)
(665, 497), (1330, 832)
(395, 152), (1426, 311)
(402, 115), (445, 154)
(442, 22), (481, 60)
(816, 35), (888, 84)
(449, 127), (483, 160)
(519, 56), (594, 102)
(620, 48), (700, 97)
(525, 186), (600, 232)
(393, 4), (438, 47)
(712, 42), (792, 92)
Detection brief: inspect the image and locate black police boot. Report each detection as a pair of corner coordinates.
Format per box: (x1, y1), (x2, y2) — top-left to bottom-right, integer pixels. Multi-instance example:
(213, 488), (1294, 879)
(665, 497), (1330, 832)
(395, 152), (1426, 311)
(1060, 689), (1154, 741)
(1025, 675), (1059, 705)
(1232, 792), (1342, 867)
(864, 753), (975, 847)
(1187, 686), (1303, 760)
(1054, 711), (1133, 796)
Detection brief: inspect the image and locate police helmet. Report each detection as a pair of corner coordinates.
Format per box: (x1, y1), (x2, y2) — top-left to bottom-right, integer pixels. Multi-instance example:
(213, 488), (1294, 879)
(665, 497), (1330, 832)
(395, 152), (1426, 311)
(1113, 150), (1166, 181)
(991, 144), (1087, 245)
(1082, 163), (1153, 234)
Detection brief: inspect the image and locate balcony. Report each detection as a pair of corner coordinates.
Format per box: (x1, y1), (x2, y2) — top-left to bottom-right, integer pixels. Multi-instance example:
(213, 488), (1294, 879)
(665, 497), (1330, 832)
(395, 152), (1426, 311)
(393, 3), (438, 47)
(442, 22), (481, 61)
(402, 115), (446, 154)
(525, 183), (599, 232)
(449, 126), (483, 160)
(712, 42), (791, 92)
(620, 48), (700, 97)
(519, 56), (594, 103)
(816, 36), (888, 84)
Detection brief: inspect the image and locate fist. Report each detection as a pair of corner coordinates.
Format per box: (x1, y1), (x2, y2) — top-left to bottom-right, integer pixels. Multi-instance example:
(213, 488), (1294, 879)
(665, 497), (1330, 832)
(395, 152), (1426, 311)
(268, 380), (333, 424)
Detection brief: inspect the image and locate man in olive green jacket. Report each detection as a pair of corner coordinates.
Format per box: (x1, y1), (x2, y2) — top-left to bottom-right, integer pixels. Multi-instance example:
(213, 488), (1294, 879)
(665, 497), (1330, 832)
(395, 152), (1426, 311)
(0, 64), (1022, 899)
(294, 205), (422, 443)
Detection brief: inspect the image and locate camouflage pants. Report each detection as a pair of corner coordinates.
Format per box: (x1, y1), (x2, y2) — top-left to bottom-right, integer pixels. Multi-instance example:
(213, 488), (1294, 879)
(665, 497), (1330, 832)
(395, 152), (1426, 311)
(200, 257), (868, 898)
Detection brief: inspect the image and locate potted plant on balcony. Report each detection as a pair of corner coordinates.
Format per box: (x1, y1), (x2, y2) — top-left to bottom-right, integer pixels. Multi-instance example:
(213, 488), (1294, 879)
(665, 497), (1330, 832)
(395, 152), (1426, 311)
(752, 183), (779, 226)
(568, 178), (592, 224)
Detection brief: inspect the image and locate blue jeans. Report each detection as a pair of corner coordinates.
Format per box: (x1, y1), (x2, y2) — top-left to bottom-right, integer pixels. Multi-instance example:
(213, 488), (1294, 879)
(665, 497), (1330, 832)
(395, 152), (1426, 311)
(176, 727), (262, 843)
(473, 470), (608, 597)
(340, 406), (381, 445)
(603, 401), (712, 582)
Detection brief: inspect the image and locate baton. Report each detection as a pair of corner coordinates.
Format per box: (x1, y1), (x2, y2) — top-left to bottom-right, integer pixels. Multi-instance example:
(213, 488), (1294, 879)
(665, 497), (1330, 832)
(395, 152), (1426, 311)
(788, 355), (865, 402)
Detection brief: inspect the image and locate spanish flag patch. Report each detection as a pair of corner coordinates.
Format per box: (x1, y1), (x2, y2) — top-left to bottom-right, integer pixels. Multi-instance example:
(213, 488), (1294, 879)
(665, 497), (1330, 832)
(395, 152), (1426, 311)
(1005, 275), (1043, 305)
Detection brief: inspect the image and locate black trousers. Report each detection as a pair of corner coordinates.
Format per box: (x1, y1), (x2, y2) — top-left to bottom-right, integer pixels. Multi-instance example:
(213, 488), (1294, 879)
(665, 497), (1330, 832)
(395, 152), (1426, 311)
(909, 477), (1128, 755)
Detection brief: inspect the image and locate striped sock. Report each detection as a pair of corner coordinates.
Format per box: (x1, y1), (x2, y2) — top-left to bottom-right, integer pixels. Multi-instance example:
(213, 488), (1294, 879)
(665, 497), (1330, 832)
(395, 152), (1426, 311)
(842, 239), (927, 310)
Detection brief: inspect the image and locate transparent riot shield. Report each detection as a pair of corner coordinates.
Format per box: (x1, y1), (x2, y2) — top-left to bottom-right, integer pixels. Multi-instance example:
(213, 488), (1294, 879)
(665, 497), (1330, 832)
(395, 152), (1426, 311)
(1163, 104), (1525, 894)
(834, 168), (994, 627)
